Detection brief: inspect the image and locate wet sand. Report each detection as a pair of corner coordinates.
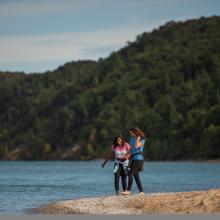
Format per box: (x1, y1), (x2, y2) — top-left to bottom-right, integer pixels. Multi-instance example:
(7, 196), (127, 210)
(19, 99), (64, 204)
(35, 188), (220, 214)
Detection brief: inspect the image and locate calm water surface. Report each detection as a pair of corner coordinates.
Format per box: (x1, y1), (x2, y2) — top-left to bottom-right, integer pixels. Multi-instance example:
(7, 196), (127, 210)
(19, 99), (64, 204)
(0, 160), (220, 214)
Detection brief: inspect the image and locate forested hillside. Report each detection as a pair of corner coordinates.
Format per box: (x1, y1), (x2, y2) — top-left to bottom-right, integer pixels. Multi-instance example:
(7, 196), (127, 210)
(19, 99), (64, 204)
(0, 16), (219, 160)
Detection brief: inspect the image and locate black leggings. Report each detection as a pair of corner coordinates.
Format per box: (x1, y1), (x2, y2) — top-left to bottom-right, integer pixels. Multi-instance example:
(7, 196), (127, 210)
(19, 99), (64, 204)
(114, 164), (127, 192)
(127, 160), (144, 192)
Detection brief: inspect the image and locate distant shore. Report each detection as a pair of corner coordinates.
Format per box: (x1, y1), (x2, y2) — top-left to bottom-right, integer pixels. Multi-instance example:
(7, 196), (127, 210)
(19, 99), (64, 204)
(35, 188), (220, 214)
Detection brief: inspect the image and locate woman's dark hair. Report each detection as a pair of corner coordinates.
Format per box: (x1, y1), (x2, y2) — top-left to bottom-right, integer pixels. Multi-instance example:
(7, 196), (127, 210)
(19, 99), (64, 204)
(129, 126), (145, 138)
(112, 134), (125, 147)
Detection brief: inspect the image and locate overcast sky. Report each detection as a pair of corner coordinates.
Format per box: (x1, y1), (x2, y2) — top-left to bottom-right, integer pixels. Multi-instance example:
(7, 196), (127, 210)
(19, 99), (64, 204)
(0, 0), (219, 73)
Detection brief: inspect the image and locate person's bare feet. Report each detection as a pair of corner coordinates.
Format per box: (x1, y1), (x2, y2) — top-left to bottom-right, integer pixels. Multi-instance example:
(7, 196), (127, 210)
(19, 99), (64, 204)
(121, 191), (131, 195)
(139, 192), (145, 196)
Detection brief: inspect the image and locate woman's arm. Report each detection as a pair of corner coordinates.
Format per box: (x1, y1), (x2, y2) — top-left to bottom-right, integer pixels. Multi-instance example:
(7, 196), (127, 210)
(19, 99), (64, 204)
(123, 143), (131, 159)
(101, 150), (114, 168)
(123, 152), (131, 159)
(135, 137), (143, 148)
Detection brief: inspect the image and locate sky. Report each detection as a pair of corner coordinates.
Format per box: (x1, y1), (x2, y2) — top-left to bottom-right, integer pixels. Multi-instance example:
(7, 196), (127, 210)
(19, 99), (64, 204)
(0, 0), (219, 73)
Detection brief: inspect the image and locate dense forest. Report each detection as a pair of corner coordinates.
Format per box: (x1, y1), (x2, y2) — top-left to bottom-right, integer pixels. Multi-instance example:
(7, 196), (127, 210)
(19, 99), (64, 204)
(0, 16), (219, 160)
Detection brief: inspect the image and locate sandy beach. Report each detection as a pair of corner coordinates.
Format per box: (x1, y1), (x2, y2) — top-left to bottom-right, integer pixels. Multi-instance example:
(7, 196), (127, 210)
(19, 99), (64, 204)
(35, 188), (220, 214)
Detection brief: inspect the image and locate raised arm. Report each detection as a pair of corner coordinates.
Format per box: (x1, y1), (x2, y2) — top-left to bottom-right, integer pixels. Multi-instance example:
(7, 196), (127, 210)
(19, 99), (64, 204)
(135, 137), (144, 148)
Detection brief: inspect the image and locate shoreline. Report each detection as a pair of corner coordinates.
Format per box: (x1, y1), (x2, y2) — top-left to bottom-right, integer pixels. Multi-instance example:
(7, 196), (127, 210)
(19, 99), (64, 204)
(34, 188), (220, 215)
(1, 158), (220, 163)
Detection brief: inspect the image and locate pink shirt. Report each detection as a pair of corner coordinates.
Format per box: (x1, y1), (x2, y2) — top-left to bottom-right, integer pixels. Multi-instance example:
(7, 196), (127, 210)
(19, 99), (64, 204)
(111, 143), (130, 161)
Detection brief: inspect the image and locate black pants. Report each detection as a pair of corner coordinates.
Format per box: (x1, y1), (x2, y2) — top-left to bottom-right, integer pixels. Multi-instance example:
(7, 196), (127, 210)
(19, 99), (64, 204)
(114, 164), (127, 193)
(127, 160), (144, 192)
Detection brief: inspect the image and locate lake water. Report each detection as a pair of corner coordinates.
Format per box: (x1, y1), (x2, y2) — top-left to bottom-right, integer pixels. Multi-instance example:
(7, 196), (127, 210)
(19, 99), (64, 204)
(0, 160), (220, 214)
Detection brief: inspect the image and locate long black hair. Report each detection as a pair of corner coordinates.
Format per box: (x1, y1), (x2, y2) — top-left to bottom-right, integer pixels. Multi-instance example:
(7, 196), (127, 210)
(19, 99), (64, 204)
(112, 134), (125, 148)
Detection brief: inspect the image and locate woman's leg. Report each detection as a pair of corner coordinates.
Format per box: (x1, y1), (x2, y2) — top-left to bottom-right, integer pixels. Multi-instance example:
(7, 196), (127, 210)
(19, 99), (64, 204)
(127, 171), (133, 191)
(121, 160), (140, 195)
(114, 166), (121, 195)
(133, 171), (144, 193)
(121, 168), (127, 191)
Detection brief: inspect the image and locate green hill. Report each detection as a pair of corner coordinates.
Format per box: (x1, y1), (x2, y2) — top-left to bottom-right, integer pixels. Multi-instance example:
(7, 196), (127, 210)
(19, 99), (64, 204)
(0, 16), (220, 160)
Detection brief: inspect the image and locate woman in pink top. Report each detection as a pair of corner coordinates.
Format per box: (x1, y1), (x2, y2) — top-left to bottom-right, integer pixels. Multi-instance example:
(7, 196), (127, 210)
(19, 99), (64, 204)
(102, 134), (131, 195)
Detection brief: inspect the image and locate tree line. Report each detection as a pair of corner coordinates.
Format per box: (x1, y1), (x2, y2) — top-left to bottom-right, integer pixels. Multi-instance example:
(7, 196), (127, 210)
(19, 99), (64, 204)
(0, 16), (219, 160)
